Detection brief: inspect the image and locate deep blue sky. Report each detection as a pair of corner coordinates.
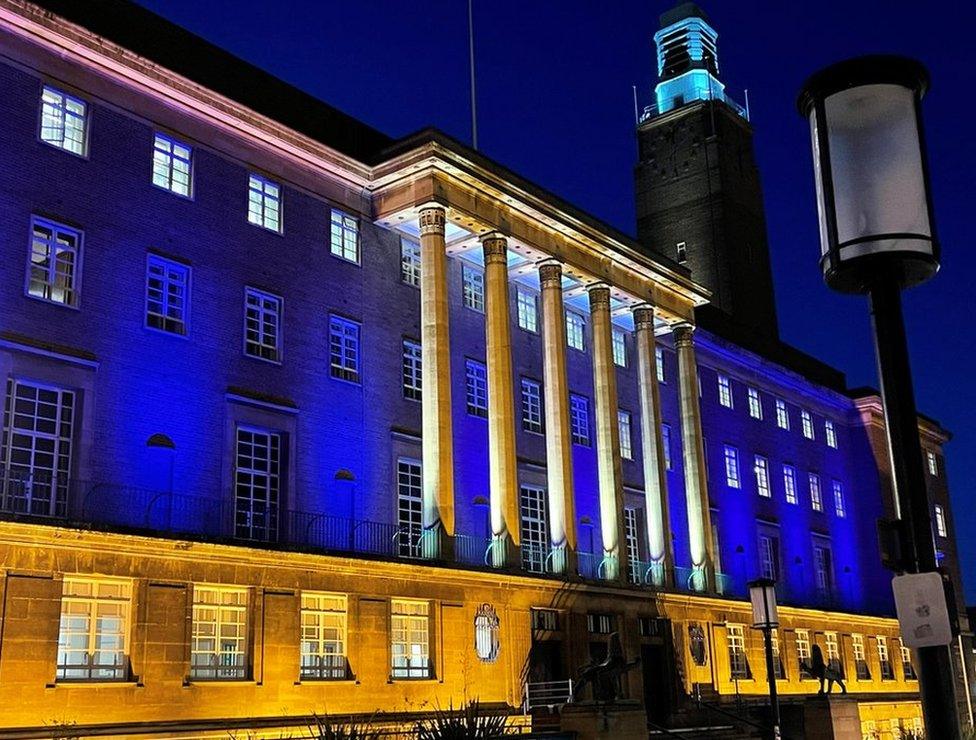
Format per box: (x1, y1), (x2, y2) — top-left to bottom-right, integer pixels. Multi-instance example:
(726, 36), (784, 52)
(135, 0), (974, 600)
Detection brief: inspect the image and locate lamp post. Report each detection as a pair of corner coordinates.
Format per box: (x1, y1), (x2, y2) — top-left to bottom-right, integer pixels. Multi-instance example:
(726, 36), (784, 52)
(798, 55), (961, 739)
(749, 578), (781, 740)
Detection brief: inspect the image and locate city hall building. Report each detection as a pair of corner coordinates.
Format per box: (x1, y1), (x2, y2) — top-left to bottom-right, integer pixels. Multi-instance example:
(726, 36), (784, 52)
(0, 0), (971, 737)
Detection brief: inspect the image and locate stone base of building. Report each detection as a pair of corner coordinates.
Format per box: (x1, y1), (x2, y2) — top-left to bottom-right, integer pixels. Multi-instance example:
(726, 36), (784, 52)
(557, 703), (648, 739)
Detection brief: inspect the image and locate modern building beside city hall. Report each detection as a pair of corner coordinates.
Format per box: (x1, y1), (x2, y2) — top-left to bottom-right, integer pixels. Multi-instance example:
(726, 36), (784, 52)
(0, 0), (971, 737)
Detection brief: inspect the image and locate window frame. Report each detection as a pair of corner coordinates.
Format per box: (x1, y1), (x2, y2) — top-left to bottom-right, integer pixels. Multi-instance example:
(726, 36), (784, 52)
(38, 84), (89, 157)
(723, 445), (741, 489)
(775, 399), (790, 430)
(825, 420), (838, 449)
(565, 311), (585, 351)
(243, 286), (283, 364)
(56, 576), (132, 682)
(801, 409), (815, 440)
(465, 359), (488, 418)
(832, 479), (846, 518)
(400, 238), (421, 288)
(189, 584), (250, 681)
(145, 253), (191, 336)
(661, 423), (673, 470)
(300, 592), (349, 681)
(516, 289), (538, 333)
(329, 209), (360, 264)
(461, 264), (485, 312)
(329, 315), (362, 384)
(521, 377), (544, 434)
(934, 504), (947, 538)
(25, 216), (83, 310)
(247, 173), (282, 233)
(618, 410), (634, 461)
(809, 473), (823, 512)
(612, 328), (628, 368)
(783, 465), (798, 505)
(151, 132), (193, 198)
(718, 374), (733, 409)
(401, 339), (422, 402)
(390, 599), (432, 680)
(747, 387), (763, 420)
(569, 393), (590, 446)
(727, 623), (748, 679)
(754, 455), (771, 498)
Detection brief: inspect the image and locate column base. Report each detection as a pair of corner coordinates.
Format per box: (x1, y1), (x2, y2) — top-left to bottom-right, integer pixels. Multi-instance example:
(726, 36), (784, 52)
(547, 544), (577, 577)
(599, 553), (622, 582)
(488, 534), (519, 569)
(420, 523), (453, 561)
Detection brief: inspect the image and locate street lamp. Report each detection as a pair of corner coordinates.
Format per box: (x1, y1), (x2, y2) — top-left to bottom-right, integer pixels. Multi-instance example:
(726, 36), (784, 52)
(798, 55), (961, 739)
(749, 578), (781, 740)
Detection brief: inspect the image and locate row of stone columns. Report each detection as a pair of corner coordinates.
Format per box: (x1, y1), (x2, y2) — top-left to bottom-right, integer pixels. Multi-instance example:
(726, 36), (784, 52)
(416, 205), (714, 589)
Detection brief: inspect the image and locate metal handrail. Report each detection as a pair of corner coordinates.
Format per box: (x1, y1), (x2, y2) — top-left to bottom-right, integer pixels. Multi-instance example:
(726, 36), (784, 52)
(693, 684), (768, 733)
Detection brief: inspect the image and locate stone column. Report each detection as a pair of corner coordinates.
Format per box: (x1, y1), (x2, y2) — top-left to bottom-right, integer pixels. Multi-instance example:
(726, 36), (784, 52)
(418, 205), (454, 558)
(588, 284), (627, 582)
(673, 322), (714, 590)
(538, 260), (576, 574)
(633, 303), (674, 586)
(481, 233), (520, 567)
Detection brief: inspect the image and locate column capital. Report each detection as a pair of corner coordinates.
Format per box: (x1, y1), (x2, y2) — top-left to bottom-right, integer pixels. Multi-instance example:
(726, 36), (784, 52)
(538, 259), (563, 289)
(632, 302), (657, 330)
(672, 321), (696, 345)
(587, 283), (612, 311)
(480, 232), (508, 263)
(418, 206), (446, 236)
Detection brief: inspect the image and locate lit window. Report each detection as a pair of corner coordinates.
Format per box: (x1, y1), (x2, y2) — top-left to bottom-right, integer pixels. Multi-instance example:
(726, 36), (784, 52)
(234, 426), (280, 541)
(747, 388), (762, 420)
(521, 378), (543, 434)
(396, 459), (423, 558)
(531, 608), (558, 631)
(570, 394), (589, 446)
(877, 635), (894, 680)
(391, 599), (431, 679)
(402, 339), (422, 401)
(783, 465), (798, 505)
(775, 399), (790, 430)
(520, 485), (549, 573)
(329, 209), (359, 263)
(587, 613), (616, 634)
(656, 346), (665, 382)
(825, 420), (838, 448)
(926, 450), (938, 477)
(718, 374), (733, 408)
(401, 238), (421, 287)
(900, 641), (917, 680)
(329, 316), (361, 382)
(27, 217), (81, 307)
(612, 329), (627, 367)
(57, 577), (131, 681)
(758, 533), (779, 580)
(832, 480), (846, 518)
(676, 241), (687, 264)
(244, 287), (282, 362)
(516, 289), (537, 332)
(853, 634), (870, 680)
(247, 174), (281, 232)
(152, 133), (192, 196)
(566, 311), (585, 351)
(770, 629), (785, 679)
(462, 265), (484, 312)
(474, 604), (500, 663)
(724, 446), (740, 489)
(814, 542), (834, 600)
(809, 473), (823, 512)
(727, 624), (748, 679)
(934, 504), (947, 538)
(465, 360), (488, 417)
(145, 254), (189, 335)
(796, 629), (812, 678)
(190, 585), (248, 680)
(754, 455), (770, 497)
(300, 592), (348, 680)
(824, 631), (841, 674)
(618, 411), (633, 460)
(801, 410), (815, 440)
(661, 423), (673, 470)
(39, 86), (87, 155)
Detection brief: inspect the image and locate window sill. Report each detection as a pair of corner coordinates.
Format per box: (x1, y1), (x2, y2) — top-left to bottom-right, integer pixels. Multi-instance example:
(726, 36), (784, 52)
(183, 679), (256, 687)
(388, 676), (438, 684)
(296, 678), (359, 686)
(24, 293), (81, 312)
(51, 680), (138, 688)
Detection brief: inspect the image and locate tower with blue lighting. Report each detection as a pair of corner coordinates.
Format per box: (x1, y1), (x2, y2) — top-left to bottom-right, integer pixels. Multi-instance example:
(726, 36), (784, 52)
(636, 2), (780, 338)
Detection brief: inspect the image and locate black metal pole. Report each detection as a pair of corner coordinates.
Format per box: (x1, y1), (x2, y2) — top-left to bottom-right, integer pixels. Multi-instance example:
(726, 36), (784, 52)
(868, 275), (961, 740)
(761, 625), (781, 740)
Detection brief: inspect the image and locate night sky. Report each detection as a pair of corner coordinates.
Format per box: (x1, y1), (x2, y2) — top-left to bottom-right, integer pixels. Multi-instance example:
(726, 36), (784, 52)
(134, 0), (974, 601)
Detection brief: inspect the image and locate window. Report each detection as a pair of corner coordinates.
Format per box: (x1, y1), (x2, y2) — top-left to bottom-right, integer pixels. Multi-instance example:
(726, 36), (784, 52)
(624, 507), (640, 582)
(825, 420), (838, 448)
(926, 450), (939, 476)
(934, 504), (947, 538)
(853, 634), (870, 680)
(758, 533), (780, 581)
(521, 378), (543, 434)
(462, 265), (485, 312)
(618, 411), (634, 461)
(401, 238), (421, 287)
(402, 340), (422, 401)
(809, 473), (823, 512)
(801, 410), (815, 440)
(877, 636), (894, 680)
(612, 329), (627, 367)
(152, 133), (192, 196)
(587, 613), (616, 635)
(566, 311), (585, 351)
(190, 585), (248, 680)
(396, 459), (423, 557)
(775, 399), (790, 430)
(724, 446), (740, 489)
(27, 217), (82, 307)
(796, 629), (812, 678)
(531, 608), (559, 631)
(656, 346), (665, 382)
(900, 641), (917, 680)
(783, 465), (798, 505)
(747, 388), (762, 420)
(247, 174), (281, 232)
(57, 577), (130, 681)
(520, 485), (549, 573)
(329, 209), (359, 263)
(329, 316), (361, 382)
(569, 394), (590, 446)
(145, 255), (190, 335)
(814, 540), (834, 600)
(465, 360), (488, 417)
(754, 455), (770, 498)
(676, 241), (687, 263)
(832, 480), (846, 518)
(39, 86), (87, 155)
(1, 378), (75, 517)
(824, 631), (841, 675)
(727, 624), (748, 679)
(516, 289), (537, 332)
(244, 288), (282, 362)
(770, 629), (785, 679)
(718, 374), (733, 408)
(234, 426), (280, 541)
(300, 593), (348, 680)
(661, 423), (673, 470)
(391, 600), (431, 679)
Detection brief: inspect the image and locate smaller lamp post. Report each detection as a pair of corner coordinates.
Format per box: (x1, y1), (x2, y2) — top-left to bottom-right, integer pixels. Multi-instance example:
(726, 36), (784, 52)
(749, 578), (781, 740)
